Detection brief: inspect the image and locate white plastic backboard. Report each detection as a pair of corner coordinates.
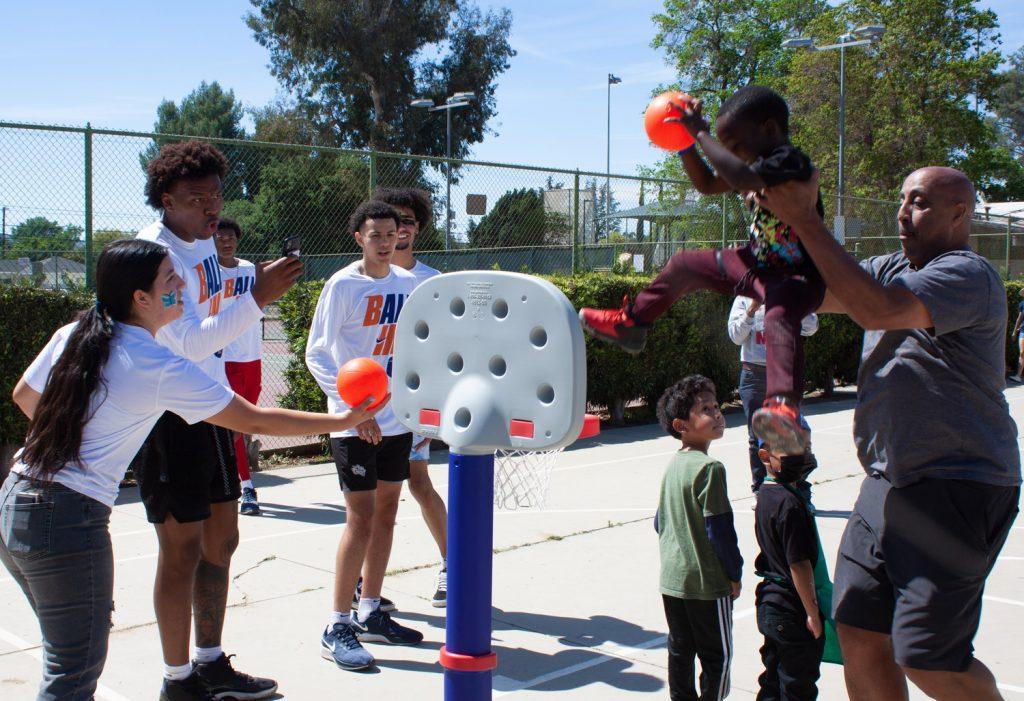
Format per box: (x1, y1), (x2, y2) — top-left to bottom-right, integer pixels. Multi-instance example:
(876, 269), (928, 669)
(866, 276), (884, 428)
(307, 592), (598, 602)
(392, 271), (587, 456)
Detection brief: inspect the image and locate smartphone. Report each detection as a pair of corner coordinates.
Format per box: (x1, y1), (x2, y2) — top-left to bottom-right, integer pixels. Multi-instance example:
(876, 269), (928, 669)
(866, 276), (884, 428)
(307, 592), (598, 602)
(281, 235), (301, 258)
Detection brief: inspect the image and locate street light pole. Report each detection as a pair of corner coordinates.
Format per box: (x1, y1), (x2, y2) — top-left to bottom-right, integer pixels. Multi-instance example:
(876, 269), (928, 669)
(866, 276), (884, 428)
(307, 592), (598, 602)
(837, 42), (846, 218)
(411, 92), (476, 252)
(606, 74), (621, 236)
(782, 24), (884, 237)
(446, 106), (453, 251)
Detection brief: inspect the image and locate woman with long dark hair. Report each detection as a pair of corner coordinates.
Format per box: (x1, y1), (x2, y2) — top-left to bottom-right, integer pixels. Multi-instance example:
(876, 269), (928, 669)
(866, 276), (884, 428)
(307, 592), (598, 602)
(1, 239), (385, 701)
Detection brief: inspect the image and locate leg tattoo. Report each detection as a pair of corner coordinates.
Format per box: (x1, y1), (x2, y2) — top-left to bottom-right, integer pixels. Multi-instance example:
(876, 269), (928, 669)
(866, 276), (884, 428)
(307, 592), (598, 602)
(193, 559), (229, 648)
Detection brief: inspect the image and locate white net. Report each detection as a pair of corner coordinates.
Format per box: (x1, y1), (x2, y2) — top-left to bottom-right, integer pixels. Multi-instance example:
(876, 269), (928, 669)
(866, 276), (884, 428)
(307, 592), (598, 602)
(493, 447), (563, 510)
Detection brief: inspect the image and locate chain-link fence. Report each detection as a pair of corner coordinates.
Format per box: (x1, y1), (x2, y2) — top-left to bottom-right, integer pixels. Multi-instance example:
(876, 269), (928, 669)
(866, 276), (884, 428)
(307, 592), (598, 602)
(3, 120), (1023, 450)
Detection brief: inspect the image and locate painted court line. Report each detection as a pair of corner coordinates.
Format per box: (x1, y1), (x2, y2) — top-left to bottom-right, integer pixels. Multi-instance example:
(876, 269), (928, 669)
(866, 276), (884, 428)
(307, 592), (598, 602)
(984, 595), (1024, 607)
(0, 624), (133, 701)
(492, 607), (755, 697)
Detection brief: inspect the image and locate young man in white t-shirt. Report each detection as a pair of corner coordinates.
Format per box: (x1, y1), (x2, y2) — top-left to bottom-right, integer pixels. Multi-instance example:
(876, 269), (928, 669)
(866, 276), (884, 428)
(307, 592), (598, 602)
(214, 218), (263, 516)
(306, 201), (422, 671)
(372, 187), (448, 607)
(134, 141), (301, 700)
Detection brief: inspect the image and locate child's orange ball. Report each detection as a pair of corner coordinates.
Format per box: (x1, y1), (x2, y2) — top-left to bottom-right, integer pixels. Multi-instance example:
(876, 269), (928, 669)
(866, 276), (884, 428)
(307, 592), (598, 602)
(644, 91), (696, 151)
(336, 358), (389, 411)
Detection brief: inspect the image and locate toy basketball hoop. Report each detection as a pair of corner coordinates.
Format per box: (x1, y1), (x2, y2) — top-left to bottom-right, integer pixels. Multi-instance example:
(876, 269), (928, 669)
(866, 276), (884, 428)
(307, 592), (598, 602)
(494, 413), (600, 510)
(392, 271), (587, 701)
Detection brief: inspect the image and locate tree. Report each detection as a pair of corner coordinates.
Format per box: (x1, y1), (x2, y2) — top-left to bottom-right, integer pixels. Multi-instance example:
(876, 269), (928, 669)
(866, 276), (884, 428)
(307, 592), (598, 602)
(785, 0), (1005, 200)
(141, 81), (254, 200)
(467, 188), (568, 249)
(230, 152), (371, 258)
(246, 1), (514, 157)
(652, 0), (826, 112)
(993, 47), (1024, 157)
(9, 217), (82, 259)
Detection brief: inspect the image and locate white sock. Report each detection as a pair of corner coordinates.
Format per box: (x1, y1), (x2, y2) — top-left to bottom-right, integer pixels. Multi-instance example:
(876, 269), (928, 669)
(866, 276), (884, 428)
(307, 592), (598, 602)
(328, 610), (351, 627)
(194, 646), (222, 664)
(441, 558), (447, 571)
(357, 597), (381, 622)
(164, 662), (193, 681)
(241, 479), (254, 490)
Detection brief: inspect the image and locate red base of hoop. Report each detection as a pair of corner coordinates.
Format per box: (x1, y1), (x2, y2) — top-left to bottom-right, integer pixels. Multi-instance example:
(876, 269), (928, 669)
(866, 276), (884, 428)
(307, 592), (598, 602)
(578, 413), (600, 440)
(439, 646), (498, 672)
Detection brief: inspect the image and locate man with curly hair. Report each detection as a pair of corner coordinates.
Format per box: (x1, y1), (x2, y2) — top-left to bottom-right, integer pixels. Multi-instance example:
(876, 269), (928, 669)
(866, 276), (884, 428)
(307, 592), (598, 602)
(133, 140), (301, 700)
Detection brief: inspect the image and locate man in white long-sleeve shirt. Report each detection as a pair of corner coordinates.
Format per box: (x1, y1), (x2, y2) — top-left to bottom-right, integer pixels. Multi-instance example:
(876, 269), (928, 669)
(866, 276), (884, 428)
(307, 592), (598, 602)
(133, 141), (301, 700)
(306, 201), (423, 672)
(728, 296), (818, 497)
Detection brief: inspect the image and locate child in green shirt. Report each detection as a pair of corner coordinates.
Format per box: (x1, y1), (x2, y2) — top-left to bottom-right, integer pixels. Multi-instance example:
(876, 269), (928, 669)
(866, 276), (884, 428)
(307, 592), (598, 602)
(656, 375), (743, 700)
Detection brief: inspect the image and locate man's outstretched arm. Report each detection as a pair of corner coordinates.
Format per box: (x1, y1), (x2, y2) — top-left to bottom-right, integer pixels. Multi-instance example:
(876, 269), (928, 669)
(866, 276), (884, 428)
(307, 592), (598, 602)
(755, 173), (932, 331)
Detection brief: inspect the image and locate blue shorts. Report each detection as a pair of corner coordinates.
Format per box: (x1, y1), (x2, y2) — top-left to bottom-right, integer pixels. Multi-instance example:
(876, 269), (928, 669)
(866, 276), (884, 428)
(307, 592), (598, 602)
(410, 433), (430, 462)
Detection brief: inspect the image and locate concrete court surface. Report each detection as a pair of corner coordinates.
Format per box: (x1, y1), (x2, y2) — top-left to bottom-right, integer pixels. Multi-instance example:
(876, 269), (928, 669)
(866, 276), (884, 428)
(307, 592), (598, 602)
(1, 387), (1022, 700)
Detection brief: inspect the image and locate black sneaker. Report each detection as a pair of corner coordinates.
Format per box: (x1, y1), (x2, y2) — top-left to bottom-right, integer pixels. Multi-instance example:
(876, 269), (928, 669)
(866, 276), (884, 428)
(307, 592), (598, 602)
(351, 577), (396, 612)
(193, 653), (277, 700)
(351, 608), (424, 646)
(160, 673), (214, 701)
(240, 487), (261, 516)
(431, 568), (447, 608)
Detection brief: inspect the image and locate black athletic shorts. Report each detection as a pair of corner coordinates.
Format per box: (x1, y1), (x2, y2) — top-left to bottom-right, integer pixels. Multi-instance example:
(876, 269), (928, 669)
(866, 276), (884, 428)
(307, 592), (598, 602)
(330, 433), (413, 492)
(130, 412), (240, 524)
(832, 472), (1019, 672)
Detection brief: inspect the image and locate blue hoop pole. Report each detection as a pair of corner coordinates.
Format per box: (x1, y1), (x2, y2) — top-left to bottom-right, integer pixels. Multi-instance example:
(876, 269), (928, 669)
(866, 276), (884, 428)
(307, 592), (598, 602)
(442, 451), (495, 701)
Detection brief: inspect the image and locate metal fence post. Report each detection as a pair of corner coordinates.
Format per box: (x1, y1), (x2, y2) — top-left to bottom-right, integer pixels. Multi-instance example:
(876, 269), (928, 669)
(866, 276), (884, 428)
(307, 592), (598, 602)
(84, 122), (94, 291)
(572, 170), (580, 275)
(721, 193), (727, 247)
(368, 151), (377, 196)
(1007, 217), (1013, 279)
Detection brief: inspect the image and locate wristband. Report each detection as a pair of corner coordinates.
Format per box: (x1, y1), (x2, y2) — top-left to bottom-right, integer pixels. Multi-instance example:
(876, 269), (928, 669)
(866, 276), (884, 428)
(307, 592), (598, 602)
(677, 144), (696, 156)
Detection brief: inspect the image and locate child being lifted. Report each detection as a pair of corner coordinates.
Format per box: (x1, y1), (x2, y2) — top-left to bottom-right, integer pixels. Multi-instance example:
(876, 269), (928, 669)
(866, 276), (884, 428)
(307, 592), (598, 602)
(580, 86), (825, 454)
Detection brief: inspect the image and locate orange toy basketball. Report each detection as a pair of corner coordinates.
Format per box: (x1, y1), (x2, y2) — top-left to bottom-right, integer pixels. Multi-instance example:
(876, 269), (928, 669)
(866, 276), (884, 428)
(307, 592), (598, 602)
(644, 91), (696, 151)
(336, 358), (389, 411)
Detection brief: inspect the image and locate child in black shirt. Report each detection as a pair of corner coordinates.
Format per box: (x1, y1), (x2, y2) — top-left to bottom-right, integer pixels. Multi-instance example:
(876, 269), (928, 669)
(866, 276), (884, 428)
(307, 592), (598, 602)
(753, 441), (825, 700)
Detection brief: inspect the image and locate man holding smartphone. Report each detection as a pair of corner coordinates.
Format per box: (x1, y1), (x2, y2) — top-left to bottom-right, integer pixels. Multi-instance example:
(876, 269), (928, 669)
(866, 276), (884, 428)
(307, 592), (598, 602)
(134, 141), (302, 700)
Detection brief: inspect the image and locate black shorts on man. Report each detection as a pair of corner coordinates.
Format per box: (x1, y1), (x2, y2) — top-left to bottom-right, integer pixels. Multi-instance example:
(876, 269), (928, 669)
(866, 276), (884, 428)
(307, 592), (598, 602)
(832, 472), (1019, 672)
(131, 412), (240, 524)
(330, 433), (413, 492)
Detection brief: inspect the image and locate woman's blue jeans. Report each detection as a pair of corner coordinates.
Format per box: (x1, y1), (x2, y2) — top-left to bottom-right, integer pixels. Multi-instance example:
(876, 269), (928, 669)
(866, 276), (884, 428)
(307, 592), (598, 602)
(0, 472), (114, 701)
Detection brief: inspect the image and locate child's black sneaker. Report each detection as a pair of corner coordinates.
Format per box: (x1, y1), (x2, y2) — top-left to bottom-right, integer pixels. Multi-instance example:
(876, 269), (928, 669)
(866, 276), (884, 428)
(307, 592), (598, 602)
(579, 295), (650, 354)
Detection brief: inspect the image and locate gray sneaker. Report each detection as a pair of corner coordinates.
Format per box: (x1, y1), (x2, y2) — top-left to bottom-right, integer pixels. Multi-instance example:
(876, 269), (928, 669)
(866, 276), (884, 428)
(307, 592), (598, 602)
(321, 623), (374, 671)
(431, 568), (447, 608)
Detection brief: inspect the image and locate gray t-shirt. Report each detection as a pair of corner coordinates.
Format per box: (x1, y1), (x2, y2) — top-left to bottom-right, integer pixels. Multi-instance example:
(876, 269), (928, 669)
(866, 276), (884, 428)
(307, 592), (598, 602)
(855, 249), (1020, 488)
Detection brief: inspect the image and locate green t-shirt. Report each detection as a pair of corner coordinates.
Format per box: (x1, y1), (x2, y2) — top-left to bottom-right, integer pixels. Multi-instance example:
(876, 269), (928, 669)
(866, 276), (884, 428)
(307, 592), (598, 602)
(658, 449), (734, 599)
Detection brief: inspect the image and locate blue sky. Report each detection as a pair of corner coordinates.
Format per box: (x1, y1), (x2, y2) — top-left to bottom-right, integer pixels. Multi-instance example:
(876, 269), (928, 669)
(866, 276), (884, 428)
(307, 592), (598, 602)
(3, 0), (1021, 178)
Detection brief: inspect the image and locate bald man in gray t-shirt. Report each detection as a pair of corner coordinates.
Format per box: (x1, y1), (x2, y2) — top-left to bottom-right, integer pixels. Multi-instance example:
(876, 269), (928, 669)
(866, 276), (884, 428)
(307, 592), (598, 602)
(756, 166), (1020, 700)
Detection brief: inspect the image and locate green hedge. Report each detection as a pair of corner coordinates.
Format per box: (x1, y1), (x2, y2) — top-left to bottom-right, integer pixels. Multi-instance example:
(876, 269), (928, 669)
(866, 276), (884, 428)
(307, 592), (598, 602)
(1, 287), (93, 458)
(277, 273), (870, 424)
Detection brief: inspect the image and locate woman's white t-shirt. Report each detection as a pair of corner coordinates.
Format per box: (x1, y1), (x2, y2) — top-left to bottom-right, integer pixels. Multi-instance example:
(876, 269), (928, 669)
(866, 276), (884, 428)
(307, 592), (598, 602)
(220, 259), (262, 363)
(13, 322), (234, 507)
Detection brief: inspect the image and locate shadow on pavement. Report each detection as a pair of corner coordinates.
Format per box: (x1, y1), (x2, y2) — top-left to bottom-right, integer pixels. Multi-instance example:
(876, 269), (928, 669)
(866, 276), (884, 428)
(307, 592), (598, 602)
(386, 607), (665, 693)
